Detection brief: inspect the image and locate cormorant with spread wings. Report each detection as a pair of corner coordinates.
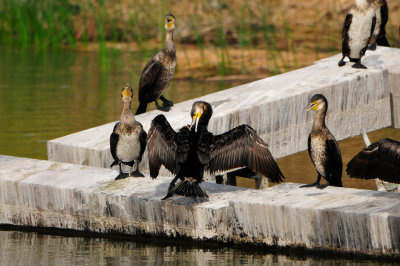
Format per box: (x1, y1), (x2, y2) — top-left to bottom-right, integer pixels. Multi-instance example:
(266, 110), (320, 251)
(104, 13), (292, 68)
(347, 136), (400, 183)
(147, 101), (285, 199)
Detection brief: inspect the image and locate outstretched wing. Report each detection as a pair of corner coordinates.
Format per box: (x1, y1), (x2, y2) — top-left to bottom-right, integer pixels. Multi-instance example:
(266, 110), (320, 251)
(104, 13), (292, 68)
(147, 115), (179, 178)
(346, 138), (400, 183)
(205, 125), (284, 183)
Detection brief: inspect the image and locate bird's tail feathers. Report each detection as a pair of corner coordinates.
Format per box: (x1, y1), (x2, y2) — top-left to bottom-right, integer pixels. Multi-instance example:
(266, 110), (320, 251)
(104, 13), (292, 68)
(135, 102), (148, 115)
(168, 179), (209, 198)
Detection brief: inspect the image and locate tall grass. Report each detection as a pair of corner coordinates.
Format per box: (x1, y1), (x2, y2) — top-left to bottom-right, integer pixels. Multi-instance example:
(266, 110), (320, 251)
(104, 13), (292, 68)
(0, 0), (76, 49)
(0, 0), (399, 77)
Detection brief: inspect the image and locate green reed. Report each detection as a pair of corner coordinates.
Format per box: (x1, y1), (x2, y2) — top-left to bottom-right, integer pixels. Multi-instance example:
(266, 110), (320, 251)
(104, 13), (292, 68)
(0, 0), (76, 49)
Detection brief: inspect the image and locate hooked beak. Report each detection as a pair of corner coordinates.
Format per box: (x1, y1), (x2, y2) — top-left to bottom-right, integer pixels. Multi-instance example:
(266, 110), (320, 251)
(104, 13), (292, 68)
(305, 101), (317, 112)
(190, 113), (201, 132)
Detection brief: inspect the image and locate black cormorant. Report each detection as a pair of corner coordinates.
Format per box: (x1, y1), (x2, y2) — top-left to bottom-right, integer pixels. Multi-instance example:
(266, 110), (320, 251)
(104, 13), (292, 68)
(110, 84), (147, 180)
(338, 0), (376, 69)
(147, 101), (285, 199)
(301, 94), (343, 189)
(368, 0), (390, 50)
(135, 14), (177, 115)
(347, 132), (400, 183)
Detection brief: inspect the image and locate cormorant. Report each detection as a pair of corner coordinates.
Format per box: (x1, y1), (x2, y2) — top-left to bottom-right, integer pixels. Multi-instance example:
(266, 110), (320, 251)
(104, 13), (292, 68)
(135, 14), (177, 115)
(338, 0), (376, 69)
(301, 94), (343, 189)
(147, 101), (285, 199)
(347, 132), (400, 183)
(368, 0), (390, 50)
(110, 84), (147, 180)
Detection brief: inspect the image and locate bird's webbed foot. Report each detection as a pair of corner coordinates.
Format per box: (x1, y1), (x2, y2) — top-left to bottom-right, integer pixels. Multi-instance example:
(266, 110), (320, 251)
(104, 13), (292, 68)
(352, 61), (367, 69)
(316, 183), (329, 189)
(162, 99), (174, 108)
(115, 172), (130, 180)
(368, 42), (377, 51)
(155, 100), (171, 112)
(338, 57), (346, 67)
(299, 181), (320, 188)
(130, 170), (145, 177)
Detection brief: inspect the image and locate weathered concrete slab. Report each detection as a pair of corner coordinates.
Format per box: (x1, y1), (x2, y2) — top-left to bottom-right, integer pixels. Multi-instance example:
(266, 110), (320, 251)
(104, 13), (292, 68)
(1, 155), (399, 257)
(47, 47), (400, 177)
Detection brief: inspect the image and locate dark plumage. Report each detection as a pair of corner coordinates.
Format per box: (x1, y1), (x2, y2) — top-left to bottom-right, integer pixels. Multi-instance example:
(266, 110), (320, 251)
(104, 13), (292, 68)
(301, 94), (342, 189)
(347, 138), (400, 183)
(368, 0), (390, 50)
(135, 14), (177, 115)
(338, 0), (376, 69)
(110, 84), (147, 180)
(147, 101), (285, 199)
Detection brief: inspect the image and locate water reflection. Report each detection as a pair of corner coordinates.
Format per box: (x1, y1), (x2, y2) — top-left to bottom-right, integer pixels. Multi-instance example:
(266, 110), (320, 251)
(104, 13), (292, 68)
(0, 48), (241, 159)
(0, 230), (389, 265)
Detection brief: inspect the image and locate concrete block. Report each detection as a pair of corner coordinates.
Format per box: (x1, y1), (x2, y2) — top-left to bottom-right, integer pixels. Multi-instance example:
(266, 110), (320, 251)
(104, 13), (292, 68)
(0, 155), (399, 257)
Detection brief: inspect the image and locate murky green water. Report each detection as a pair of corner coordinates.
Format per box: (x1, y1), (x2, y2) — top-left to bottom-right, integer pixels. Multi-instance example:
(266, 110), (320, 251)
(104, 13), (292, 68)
(0, 48), (241, 159)
(0, 230), (392, 265)
(0, 48), (398, 263)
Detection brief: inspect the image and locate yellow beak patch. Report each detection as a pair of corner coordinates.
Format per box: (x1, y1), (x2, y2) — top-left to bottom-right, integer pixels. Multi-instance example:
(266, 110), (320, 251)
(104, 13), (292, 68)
(311, 101), (319, 110)
(192, 112), (201, 120)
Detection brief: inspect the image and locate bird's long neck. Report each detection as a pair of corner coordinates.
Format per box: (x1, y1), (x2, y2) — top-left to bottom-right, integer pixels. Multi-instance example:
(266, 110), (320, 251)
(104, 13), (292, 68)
(312, 108), (327, 131)
(120, 101), (135, 124)
(164, 30), (175, 55)
(355, 0), (369, 9)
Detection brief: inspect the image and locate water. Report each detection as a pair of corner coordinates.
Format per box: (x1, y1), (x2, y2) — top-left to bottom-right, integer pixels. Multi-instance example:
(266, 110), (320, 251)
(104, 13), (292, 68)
(0, 230), (391, 265)
(0, 48), (398, 263)
(0, 48), (242, 159)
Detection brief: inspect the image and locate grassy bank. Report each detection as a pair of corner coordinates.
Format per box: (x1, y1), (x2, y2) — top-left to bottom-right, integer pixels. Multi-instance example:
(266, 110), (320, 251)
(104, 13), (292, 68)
(0, 0), (399, 78)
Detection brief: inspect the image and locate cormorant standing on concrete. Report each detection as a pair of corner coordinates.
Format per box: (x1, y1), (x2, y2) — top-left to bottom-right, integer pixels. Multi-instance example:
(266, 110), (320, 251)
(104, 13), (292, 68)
(301, 94), (343, 189)
(368, 0), (390, 50)
(135, 14), (177, 115)
(338, 0), (376, 69)
(347, 133), (400, 183)
(147, 101), (285, 199)
(110, 84), (147, 180)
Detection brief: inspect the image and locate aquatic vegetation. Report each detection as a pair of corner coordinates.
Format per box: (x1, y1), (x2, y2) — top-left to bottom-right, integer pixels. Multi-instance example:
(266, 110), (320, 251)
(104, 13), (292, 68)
(0, 0), (399, 77)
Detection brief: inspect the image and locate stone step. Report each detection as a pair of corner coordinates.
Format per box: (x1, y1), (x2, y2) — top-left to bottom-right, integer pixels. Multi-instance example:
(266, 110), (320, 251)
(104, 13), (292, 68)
(0, 155), (399, 257)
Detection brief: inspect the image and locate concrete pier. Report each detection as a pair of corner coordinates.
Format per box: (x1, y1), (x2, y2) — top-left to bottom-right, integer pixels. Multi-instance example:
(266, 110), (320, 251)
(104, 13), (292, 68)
(47, 47), (400, 178)
(0, 155), (399, 257)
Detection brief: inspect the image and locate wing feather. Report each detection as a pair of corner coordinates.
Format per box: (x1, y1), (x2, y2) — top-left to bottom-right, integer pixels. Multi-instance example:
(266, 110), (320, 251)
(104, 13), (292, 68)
(206, 125), (284, 183)
(346, 138), (400, 183)
(139, 58), (161, 99)
(109, 123), (120, 166)
(325, 138), (343, 186)
(146, 115), (179, 178)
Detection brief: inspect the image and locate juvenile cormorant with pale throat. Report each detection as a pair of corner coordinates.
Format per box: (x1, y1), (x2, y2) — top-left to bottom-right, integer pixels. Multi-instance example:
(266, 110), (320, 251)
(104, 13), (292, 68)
(338, 0), (376, 69)
(110, 84), (147, 180)
(301, 94), (343, 189)
(135, 14), (177, 114)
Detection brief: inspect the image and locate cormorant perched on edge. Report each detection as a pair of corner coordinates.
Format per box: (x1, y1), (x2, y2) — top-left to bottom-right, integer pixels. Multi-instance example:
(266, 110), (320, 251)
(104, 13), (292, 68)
(110, 84), (147, 180)
(147, 101), (285, 199)
(347, 132), (400, 183)
(368, 0), (390, 50)
(300, 94), (342, 189)
(135, 14), (177, 115)
(338, 0), (376, 69)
